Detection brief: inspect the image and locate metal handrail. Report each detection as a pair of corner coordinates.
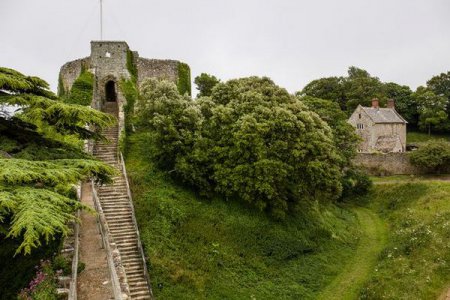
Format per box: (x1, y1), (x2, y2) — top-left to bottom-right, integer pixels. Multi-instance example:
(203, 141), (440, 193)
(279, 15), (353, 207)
(91, 181), (124, 300)
(119, 152), (154, 297)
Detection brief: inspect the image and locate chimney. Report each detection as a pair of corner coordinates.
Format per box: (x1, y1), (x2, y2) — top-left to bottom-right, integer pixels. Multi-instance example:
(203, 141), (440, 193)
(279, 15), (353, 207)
(387, 99), (395, 109)
(371, 98), (379, 109)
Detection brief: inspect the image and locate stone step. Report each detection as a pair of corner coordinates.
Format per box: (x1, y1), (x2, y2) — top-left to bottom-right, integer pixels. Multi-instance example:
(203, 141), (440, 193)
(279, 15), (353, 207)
(133, 295), (152, 300)
(130, 290), (152, 298)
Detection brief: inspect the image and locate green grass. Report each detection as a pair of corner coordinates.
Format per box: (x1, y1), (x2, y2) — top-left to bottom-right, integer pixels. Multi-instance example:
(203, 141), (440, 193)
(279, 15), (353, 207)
(359, 182), (450, 299)
(317, 207), (387, 300)
(126, 131), (361, 299)
(407, 131), (450, 144)
(125, 130), (450, 299)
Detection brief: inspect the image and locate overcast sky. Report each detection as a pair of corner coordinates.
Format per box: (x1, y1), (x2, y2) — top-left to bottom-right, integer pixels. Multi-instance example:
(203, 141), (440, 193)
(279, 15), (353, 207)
(1, 0), (449, 94)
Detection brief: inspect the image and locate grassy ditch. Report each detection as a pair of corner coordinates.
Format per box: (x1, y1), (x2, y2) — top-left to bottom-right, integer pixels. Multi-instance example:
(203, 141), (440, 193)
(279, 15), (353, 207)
(125, 131), (361, 299)
(360, 182), (450, 299)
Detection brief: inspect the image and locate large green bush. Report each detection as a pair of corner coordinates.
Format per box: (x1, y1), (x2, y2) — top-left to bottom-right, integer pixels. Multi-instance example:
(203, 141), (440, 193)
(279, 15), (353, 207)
(409, 140), (450, 173)
(137, 77), (345, 218)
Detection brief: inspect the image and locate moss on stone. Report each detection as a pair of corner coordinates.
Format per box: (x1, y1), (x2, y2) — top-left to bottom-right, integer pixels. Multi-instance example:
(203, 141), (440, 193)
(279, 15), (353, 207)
(127, 50), (138, 81)
(177, 62), (191, 96)
(57, 74), (65, 97)
(63, 70), (94, 106)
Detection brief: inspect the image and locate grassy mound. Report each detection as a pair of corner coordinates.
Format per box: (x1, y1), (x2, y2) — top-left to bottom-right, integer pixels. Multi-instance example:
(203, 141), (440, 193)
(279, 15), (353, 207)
(126, 132), (360, 299)
(360, 182), (450, 299)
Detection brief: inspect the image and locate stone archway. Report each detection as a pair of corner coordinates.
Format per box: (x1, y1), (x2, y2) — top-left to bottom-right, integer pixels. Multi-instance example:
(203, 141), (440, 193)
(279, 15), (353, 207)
(105, 80), (117, 102)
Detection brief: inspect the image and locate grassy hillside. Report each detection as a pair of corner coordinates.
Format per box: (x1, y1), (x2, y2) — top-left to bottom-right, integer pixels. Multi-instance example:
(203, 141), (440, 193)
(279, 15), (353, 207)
(360, 182), (450, 299)
(125, 132), (361, 299)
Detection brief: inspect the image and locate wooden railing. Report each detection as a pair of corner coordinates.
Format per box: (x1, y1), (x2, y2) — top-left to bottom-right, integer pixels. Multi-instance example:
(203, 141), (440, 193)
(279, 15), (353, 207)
(119, 152), (154, 298)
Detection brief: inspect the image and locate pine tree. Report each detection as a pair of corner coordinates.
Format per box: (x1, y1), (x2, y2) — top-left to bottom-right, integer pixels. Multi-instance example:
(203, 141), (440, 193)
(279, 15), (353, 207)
(0, 67), (115, 254)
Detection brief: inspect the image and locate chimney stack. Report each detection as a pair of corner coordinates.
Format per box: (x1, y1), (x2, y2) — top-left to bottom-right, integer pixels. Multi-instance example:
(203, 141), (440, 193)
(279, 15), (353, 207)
(387, 99), (395, 109)
(371, 98), (379, 109)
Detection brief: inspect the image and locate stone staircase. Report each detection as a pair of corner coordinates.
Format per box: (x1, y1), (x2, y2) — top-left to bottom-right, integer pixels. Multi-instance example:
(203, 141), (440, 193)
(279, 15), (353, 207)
(93, 104), (152, 300)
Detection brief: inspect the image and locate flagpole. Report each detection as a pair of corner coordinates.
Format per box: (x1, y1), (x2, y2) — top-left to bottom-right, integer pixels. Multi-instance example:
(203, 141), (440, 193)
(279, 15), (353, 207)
(100, 0), (103, 40)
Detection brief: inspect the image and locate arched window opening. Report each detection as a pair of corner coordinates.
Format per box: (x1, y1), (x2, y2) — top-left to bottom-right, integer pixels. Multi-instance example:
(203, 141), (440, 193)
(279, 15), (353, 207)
(105, 81), (117, 102)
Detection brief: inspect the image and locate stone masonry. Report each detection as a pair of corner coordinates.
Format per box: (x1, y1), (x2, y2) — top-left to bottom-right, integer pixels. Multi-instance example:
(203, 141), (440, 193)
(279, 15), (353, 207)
(58, 41), (188, 133)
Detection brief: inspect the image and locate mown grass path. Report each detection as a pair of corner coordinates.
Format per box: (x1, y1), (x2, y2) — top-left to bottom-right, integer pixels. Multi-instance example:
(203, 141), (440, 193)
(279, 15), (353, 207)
(317, 207), (387, 300)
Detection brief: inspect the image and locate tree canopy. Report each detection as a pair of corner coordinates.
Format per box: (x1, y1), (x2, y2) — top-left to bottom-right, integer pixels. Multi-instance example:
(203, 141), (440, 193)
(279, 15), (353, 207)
(137, 77), (346, 218)
(194, 73), (220, 97)
(413, 86), (448, 134)
(0, 67), (115, 254)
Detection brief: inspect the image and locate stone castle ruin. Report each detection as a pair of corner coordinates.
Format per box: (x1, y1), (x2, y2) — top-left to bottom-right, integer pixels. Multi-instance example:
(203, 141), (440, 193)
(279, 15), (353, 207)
(57, 41), (192, 298)
(58, 41), (191, 132)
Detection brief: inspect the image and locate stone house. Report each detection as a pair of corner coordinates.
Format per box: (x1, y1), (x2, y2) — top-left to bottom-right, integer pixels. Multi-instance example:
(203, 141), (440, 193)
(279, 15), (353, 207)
(348, 98), (407, 153)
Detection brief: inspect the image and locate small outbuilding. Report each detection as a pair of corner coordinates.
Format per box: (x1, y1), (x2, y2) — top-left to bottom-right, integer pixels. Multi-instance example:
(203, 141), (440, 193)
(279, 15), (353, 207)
(348, 98), (407, 153)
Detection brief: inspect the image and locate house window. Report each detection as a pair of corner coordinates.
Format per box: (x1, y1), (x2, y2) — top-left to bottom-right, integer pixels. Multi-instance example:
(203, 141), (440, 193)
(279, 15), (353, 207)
(359, 113), (361, 119)
(357, 123), (364, 129)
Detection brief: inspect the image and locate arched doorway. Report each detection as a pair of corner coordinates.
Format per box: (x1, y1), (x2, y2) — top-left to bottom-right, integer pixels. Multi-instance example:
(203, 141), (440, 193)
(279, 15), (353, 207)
(105, 81), (117, 102)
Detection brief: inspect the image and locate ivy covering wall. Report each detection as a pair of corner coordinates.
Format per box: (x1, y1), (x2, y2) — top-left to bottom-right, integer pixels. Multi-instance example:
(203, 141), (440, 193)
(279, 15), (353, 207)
(126, 50), (138, 81)
(63, 70), (94, 106)
(120, 50), (139, 154)
(57, 74), (65, 97)
(177, 62), (191, 96)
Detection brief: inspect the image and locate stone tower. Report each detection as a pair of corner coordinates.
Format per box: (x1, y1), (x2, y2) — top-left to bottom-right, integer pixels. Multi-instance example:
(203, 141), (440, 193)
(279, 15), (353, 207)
(59, 41), (191, 133)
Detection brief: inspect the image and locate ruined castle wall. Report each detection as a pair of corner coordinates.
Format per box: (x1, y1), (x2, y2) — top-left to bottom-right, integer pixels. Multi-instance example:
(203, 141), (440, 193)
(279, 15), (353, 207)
(135, 58), (179, 87)
(58, 57), (90, 94)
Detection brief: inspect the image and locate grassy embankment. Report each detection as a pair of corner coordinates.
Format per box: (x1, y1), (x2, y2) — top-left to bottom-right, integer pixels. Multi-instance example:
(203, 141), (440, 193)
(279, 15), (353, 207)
(125, 132), (361, 299)
(359, 181), (450, 299)
(126, 131), (450, 299)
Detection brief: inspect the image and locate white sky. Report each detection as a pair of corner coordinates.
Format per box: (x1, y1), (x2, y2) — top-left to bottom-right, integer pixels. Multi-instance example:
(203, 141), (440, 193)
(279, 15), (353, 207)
(1, 0), (449, 94)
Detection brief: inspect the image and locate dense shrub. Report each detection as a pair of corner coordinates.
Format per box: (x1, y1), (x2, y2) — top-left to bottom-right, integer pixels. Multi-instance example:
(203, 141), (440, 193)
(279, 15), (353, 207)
(194, 73), (220, 97)
(137, 77), (346, 218)
(340, 168), (372, 199)
(409, 140), (450, 173)
(300, 96), (359, 166)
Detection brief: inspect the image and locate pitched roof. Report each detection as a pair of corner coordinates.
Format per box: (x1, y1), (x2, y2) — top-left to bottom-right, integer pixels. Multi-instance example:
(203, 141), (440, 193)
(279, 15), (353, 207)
(360, 106), (408, 124)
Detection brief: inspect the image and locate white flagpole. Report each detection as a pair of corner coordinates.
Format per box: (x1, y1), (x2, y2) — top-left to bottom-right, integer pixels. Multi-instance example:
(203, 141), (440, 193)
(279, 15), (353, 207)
(100, 0), (103, 40)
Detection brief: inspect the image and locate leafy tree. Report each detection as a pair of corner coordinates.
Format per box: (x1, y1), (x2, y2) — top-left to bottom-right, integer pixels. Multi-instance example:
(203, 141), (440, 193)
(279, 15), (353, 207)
(0, 67), (115, 254)
(410, 140), (450, 173)
(136, 78), (202, 169)
(138, 77), (344, 218)
(194, 73), (220, 97)
(427, 71), (450, 101)
(344, 66), (385, 112)
(300, 67), (385, 113)
(427, 71), (450, 124)
(384, 82), (417, 126)
(299, 77), (347, 110)
(300, 96), (359, 165)
(413, 86), (448, 135)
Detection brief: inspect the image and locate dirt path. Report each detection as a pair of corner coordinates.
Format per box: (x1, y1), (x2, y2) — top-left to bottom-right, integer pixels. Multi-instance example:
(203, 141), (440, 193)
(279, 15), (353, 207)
(373, 175), (450, 185)
(439, 286), (450, 300)
(317, 207), (387, 300)
(77, 183), (114, 300)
